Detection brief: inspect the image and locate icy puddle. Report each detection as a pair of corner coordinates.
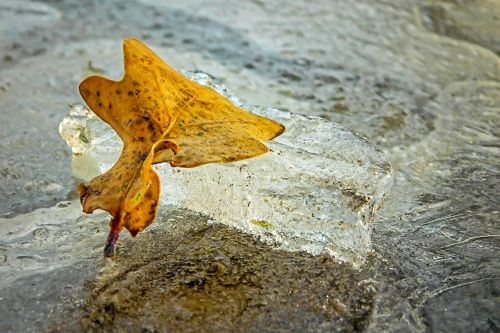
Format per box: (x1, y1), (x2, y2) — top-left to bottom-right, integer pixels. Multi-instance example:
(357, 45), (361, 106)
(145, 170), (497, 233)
(1, 0), (499, 331)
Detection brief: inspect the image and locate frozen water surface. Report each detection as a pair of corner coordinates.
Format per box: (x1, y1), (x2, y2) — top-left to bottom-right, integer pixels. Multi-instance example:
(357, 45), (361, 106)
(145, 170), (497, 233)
(60, 71), (392, 265)
(0, 0), (499, 332)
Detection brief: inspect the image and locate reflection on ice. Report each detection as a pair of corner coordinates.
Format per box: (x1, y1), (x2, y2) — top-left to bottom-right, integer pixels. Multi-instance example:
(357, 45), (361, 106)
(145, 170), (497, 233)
(60, 72), (392, 265)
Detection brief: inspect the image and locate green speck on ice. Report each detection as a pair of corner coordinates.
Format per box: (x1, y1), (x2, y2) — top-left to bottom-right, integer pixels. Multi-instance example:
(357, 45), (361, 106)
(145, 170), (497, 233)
(78, 127), (90, 144)
(250, 220), (273, 229)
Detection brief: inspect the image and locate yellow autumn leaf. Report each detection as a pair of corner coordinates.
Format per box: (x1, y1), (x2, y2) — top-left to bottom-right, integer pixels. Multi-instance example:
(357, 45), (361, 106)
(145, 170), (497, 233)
(78, 38), (285, 256)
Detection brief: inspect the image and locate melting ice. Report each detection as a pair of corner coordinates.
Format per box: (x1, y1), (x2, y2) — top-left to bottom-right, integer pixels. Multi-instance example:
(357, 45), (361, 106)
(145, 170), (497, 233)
(59, 72), (392, 265)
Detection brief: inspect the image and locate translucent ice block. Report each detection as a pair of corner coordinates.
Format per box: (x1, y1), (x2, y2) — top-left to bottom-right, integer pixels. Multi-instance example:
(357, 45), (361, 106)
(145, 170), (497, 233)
(60, 72), (392, 265)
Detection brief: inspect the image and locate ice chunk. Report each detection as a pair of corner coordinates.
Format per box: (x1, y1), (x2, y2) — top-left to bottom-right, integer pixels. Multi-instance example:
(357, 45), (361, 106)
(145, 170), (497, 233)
(59, 105), (123, 182)
(60, 72), (392, 265)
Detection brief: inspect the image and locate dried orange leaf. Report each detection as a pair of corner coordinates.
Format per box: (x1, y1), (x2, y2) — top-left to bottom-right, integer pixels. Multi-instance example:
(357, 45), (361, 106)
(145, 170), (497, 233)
(78, 38), (285, 256)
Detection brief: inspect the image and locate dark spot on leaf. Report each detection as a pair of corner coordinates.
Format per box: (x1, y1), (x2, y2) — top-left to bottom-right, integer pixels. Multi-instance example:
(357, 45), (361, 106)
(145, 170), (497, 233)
(81, 89), (91, 98)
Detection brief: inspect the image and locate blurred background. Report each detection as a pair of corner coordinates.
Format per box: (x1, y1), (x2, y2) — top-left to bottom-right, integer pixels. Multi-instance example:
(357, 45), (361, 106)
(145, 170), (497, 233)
(0, 0), (499, 332)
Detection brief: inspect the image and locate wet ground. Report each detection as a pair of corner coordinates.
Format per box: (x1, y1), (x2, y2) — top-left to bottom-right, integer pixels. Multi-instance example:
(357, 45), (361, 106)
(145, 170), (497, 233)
(0, 0), (499, 332)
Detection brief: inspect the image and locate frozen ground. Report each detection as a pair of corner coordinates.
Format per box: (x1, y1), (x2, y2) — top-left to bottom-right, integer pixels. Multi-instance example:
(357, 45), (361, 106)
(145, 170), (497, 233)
(0, 0), (499, 332)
